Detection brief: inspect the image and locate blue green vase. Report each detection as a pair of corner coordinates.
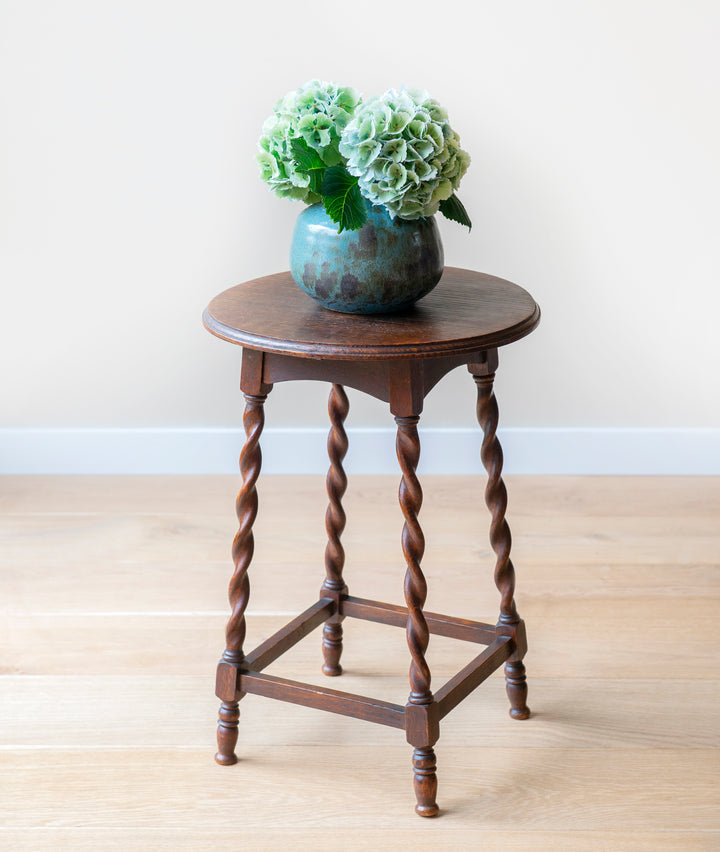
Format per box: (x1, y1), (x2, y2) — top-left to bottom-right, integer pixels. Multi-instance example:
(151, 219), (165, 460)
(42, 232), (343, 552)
(289, 201), (444, 314)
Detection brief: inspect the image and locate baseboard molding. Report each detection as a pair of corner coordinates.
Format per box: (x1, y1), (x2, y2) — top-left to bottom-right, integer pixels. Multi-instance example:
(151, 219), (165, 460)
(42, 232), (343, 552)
(1, 427), (718, 475)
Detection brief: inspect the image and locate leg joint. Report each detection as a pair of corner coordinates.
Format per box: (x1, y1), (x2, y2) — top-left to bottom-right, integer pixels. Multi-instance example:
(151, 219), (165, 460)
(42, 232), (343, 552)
(215, 660), (243, 702)
(405, 701), (440, 748)
(496, 618), (527, 661)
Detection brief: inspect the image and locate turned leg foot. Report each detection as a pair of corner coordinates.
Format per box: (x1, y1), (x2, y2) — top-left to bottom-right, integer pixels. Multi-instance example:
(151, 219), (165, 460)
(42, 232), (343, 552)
(412, 747), (439, 817)
(215, 700), (240, 765)
(505, 660), (531, 719)
(321, 622), (343, 676)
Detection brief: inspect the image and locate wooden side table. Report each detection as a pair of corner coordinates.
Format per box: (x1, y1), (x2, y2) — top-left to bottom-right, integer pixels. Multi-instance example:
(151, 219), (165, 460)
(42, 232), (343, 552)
(203, 267), (540, 817)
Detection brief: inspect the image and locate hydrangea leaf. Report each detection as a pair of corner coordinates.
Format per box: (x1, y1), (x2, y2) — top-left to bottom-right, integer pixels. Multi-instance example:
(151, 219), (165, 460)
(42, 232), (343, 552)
(290, 137), (327, 195)
(321, 166), (367, 233)
(439, 193), (472, 230)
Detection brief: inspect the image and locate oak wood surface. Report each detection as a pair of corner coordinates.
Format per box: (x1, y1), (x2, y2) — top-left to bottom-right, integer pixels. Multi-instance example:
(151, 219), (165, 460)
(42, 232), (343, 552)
(1, 475), (718, 849)
(203, 267), (540, 359)
(1, 749), (716, 832)
(0, 830), (713, 852)
(4, 674), (719, 750)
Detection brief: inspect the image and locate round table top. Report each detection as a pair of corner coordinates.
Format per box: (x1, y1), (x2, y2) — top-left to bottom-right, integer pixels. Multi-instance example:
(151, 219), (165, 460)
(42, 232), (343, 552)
(203, 267), (540, 360)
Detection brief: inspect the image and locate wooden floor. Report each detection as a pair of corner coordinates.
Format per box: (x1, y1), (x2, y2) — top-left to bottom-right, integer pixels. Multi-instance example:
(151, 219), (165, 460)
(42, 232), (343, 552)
(1, 475), (719, 850)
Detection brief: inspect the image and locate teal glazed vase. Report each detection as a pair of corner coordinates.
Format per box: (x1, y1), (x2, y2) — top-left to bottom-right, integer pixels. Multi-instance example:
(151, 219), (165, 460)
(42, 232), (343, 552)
(289, 201), (444, 314)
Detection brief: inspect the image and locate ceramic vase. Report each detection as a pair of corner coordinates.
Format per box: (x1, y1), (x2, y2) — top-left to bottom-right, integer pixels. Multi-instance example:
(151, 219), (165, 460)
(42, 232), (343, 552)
(289, 201), (444, 314)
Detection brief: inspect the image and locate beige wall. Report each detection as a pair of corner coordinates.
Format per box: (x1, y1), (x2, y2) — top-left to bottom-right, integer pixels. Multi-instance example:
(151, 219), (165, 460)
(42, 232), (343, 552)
(2, 1), (719, 433)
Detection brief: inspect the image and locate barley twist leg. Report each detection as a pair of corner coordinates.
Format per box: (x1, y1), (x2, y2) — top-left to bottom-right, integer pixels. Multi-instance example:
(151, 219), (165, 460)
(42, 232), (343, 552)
(321, 384), (349, 676)
(215, 391), (267, 764)
(396, 415), (438, 817)
(474, 372), (530, 720)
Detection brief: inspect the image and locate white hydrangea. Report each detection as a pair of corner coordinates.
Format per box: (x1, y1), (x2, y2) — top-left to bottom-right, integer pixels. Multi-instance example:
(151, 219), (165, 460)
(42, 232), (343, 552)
(339, 88), (470, 219)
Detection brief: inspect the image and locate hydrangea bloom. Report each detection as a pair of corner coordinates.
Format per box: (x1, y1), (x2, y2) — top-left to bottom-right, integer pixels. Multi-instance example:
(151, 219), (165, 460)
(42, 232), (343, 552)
(257, 80), (361, 204)
(339, 88), (471, 219)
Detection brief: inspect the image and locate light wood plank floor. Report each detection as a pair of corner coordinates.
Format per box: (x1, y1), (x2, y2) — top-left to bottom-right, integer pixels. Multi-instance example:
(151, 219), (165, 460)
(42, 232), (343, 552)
(1, 476), (719, 850)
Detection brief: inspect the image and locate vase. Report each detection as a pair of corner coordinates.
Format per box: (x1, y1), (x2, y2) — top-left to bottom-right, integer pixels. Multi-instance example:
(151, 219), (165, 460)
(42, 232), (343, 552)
(289, 201), (444, 314)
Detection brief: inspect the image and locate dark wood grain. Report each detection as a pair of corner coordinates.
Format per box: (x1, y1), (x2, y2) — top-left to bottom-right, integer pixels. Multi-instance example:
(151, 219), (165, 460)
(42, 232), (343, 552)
(261, 350), (475, 405)
(470, 364), (531, 721)
(239, 671), (406, 729)
(340, 596), (498, 645)
(396, 415), (431, 707)
(395, 413), (440, 817)
(411, 747), (439, 817)
(214, 390), (268, 766)
(434, 637), (514, 719)
(504, 661), (531, 720)
(205, 266), (539, 816)
(203, 267), (540, 360)
(320, 384), (349, 677)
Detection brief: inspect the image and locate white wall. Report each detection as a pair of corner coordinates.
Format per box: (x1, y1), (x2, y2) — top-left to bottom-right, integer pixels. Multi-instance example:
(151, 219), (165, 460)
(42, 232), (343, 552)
(1, 1), (719, 471)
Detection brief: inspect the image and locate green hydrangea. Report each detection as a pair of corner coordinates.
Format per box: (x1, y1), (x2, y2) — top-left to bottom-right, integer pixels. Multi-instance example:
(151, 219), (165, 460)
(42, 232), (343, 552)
(257, 80), (361, 204)
(339, 87), (471, 219)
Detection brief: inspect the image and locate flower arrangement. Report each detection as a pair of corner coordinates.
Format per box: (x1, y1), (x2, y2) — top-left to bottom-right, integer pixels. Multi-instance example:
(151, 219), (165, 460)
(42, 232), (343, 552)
(257, 80), (471, 233)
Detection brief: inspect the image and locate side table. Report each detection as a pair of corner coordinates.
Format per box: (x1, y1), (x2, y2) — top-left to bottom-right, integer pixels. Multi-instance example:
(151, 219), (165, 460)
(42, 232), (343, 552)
(203, 266), (540, 816)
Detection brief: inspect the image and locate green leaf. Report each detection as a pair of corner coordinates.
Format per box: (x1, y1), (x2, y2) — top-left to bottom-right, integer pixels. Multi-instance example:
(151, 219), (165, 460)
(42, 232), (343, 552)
(290, 137), (327, 196)
(439, 193), (472, 230)
(321, 166), (367, 233)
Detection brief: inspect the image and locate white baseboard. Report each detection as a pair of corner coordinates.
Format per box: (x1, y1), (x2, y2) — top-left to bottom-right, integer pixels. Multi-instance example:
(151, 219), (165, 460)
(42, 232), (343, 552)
(1, 427), (718, 475)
